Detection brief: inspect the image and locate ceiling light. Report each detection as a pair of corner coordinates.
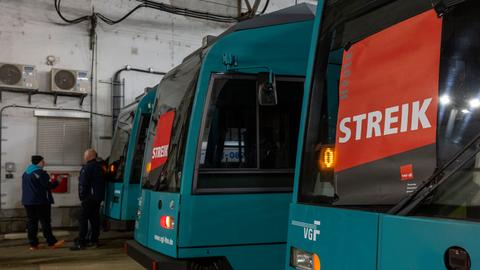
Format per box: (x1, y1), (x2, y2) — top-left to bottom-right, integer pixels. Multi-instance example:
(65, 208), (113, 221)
(469, 98), (480, 109)
(439, 95), (451, 105)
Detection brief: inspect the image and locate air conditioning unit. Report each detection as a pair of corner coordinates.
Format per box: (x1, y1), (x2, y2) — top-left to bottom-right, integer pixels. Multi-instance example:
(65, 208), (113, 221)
(51, 68), (90, 94)
(0, 63), (38, 90)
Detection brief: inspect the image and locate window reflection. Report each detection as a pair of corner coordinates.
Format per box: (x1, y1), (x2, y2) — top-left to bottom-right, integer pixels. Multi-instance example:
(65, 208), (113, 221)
(437, 1), (480, 167)
(109, 108), (135, 182)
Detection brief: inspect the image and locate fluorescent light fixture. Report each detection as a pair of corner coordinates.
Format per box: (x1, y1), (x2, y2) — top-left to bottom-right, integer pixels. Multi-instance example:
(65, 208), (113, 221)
(462, 109), (470, 114)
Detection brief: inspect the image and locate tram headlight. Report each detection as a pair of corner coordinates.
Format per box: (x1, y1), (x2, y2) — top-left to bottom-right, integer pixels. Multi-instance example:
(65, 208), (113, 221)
(290, 247), (320, 270)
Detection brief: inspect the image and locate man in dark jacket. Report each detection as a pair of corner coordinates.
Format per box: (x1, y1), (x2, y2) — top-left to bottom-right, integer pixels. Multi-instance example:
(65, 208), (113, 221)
(22, 155), (65, 250)
(71, 149), (105, 250)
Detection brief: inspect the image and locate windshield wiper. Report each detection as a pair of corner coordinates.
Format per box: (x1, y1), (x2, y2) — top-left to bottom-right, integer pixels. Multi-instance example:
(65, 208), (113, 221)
(389, 131), (480, 215)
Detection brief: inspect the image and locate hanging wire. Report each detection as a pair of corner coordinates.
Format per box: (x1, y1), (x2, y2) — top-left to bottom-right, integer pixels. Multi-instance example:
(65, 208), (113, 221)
(54, 0), (270, 25)
(260, 0), (270, 14)
(54, 0), (91, 24)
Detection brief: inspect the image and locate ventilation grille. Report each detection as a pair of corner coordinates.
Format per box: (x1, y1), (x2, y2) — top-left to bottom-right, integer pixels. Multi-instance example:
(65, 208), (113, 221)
(54, 70), (76, 90)
(37, 117), (90, 166)
(0, 64), (22, 86)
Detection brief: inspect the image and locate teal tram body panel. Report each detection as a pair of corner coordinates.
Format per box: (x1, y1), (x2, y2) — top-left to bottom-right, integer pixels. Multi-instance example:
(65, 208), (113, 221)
(287, 1), (480, 270)
(145, 191), (181, 258)
(134, 189), (152, 246)
(126, 4), (317, 270)
(287, 206), (480, 270)
(287, 205), (379, 269)
(378, 215), (480, 270)
(104, 88), (156, 221)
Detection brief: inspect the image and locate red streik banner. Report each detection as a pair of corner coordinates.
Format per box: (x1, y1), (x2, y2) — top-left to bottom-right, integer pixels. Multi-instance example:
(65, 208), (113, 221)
(335, 10), (442, 172)
(151, 110), (175, 171)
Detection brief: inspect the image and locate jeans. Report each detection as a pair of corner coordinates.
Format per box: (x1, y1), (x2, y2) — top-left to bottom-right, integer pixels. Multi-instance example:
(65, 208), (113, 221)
(78, 199), (101, 245)
(24, 204), (57, 247)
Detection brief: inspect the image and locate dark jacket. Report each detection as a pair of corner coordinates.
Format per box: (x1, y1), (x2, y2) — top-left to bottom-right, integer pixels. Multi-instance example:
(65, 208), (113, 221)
(79, 159), (105, 202)
(21, 164), (58, 205)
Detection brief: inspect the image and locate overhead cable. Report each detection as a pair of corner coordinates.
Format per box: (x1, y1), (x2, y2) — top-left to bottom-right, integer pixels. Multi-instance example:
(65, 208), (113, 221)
(54, 0), (268, 25)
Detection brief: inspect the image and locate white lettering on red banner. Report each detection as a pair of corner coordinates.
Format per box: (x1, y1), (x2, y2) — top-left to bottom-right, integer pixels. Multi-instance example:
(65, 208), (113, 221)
(338, 98), (432, 143)
(152, 145), (169, 159)
(334, 10), (442, 172)
(151, 110), (175, 170)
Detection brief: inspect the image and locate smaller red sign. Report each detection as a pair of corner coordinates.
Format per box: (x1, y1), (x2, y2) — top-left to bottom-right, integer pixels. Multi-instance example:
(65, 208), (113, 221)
(400, 164), (414, 181)
(151, 111), (176, 171)
(51, 173), (69, 193)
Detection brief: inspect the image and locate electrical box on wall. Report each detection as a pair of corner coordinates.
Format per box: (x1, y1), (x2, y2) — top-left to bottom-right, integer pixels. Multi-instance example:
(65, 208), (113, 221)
(0, 63), (38, 90)
(50, 68), (90, 94)
(5, 162), (15, 173)
(51, 173), (69, 193)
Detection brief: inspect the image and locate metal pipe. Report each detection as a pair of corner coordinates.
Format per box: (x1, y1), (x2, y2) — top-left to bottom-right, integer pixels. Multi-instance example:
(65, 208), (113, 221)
(89, 12), (97, 148)
(111, 66), (166, 130)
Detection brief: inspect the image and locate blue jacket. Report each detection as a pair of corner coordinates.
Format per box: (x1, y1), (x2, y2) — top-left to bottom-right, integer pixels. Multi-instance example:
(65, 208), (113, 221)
(21, 164), (58, 205)
(79, 159), (105, 202)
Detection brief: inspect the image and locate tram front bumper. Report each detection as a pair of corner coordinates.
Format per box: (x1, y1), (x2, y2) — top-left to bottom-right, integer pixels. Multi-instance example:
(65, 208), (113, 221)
(125, 240), (188, 270)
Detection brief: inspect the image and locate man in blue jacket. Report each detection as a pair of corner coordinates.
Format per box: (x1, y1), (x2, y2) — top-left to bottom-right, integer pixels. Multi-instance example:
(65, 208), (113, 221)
(22, 155), (65, 250)
(71, 149), (105, 250)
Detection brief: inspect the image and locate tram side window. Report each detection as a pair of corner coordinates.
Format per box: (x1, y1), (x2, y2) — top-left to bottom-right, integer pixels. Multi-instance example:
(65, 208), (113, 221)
(259, 80), (303, 169)
(200, 79), (257, 169)
(130, 115), (150, 184)
(413, 1), (480, 222)
(109, 111), (134, 182)
(197, 77), (303, 192)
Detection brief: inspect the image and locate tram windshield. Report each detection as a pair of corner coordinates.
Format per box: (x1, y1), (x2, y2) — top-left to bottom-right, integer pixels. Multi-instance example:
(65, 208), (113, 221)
(298, 0), (480, 218)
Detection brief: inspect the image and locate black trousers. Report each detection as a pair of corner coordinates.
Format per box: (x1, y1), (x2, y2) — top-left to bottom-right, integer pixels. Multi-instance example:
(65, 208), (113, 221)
(78, 199), (101, 245)
(24, 205), (57, 247)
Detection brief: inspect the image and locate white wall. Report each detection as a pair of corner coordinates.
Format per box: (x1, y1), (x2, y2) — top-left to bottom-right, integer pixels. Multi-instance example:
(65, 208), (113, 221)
(0, 0), (316, 211)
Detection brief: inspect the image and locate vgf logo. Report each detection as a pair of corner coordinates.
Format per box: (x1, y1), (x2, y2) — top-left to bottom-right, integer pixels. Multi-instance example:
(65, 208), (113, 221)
(292, 220), (321, 242)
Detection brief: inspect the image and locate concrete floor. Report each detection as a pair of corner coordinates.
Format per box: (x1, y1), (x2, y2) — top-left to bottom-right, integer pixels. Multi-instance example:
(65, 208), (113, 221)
(0, 231), (143, 270)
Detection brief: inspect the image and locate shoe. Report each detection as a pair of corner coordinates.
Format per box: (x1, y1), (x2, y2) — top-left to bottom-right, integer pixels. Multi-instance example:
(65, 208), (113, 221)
(49, 240), (65, 249)
(29, 244), (45, 250)
(86, 241), (100, 248)
(70, 244), (86, 251)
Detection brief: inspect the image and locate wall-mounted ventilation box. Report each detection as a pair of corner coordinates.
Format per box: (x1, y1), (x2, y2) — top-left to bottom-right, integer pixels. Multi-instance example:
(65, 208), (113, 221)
(50, 68), (90, 94)
(0, 63), (38, 90)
